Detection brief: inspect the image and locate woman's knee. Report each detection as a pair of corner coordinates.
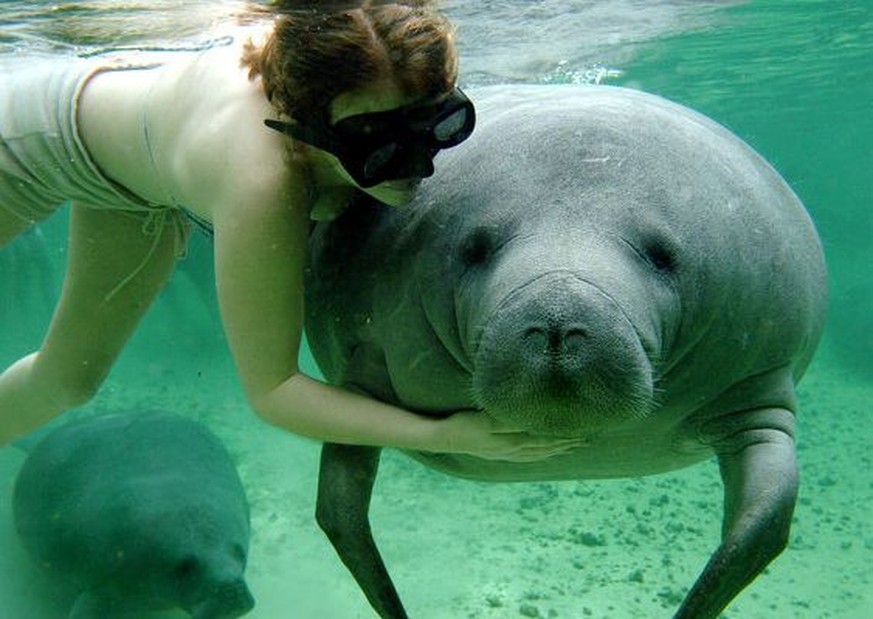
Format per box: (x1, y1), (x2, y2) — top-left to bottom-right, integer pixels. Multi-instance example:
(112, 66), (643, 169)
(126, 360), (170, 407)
(31, 352), (107, 409)
(55, 374), (103, 408)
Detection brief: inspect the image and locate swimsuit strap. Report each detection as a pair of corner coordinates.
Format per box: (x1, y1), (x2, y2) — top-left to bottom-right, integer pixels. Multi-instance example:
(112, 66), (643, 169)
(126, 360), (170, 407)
(181, 208), (214, 237)
(141, 67), (181, 208)
(102, 209), (191, 303)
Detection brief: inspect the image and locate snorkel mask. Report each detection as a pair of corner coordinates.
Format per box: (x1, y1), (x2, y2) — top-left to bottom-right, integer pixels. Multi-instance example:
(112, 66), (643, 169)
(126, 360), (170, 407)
(264, 87), (475, 188)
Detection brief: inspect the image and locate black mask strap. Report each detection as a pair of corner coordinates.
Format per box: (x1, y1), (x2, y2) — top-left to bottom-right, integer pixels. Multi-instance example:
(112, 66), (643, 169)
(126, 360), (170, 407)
(263, 118), (342, 155)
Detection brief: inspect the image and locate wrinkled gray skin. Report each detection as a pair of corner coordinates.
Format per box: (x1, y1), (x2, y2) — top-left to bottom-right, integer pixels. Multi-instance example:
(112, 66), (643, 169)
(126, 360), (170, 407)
(13, 411), (254, 619)
(306, 85), (827, 619)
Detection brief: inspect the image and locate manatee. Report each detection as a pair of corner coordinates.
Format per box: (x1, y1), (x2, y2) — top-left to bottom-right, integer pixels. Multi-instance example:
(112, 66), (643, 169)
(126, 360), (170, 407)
(305, 85), (827, 618)
(13, 410), (254, 619)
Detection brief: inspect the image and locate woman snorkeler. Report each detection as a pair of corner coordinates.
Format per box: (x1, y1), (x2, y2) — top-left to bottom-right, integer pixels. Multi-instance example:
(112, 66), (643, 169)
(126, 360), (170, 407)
(0, 1), (579, 459)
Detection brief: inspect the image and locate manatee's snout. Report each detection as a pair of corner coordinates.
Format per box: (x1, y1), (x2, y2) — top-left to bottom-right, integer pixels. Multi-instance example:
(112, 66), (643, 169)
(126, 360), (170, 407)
(190, 576), (254, 619)
(472, 273), (654, 436)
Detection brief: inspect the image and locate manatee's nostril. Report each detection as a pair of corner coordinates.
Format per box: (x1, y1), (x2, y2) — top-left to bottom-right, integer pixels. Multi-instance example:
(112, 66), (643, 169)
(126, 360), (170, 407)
(564, 327), (587, 349)
(523, 325), (588, 354)
(566, 327), (587, 338)
(523, 326), (548, 350)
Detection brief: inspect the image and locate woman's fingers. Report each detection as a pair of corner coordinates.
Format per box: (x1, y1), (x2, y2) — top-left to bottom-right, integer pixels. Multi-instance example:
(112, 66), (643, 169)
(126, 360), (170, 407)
(439, 410), (589, 462)
(480, 434), (588, 462)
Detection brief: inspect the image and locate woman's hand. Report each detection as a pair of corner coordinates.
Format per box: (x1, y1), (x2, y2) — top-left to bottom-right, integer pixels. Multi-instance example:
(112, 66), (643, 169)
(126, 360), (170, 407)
(432, 410), (585, 462)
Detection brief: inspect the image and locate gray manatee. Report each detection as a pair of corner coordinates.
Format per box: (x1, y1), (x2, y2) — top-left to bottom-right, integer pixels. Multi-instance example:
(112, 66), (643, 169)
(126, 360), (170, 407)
(305, 85), (827, 618)
(13, 410), (254, 619)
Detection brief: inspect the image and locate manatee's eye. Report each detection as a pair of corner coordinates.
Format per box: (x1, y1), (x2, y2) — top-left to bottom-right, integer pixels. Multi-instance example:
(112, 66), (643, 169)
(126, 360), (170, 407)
(641, 236), (677, 274)
(231, 542), (247, 565)
(174, 556), (200, 581)
(460, 226), (498, 267)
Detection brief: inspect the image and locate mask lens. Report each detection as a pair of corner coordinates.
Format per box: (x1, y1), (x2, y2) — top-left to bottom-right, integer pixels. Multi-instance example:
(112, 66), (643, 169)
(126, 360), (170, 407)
(361, 142), (399, 182)
(433, 106), (472, 145)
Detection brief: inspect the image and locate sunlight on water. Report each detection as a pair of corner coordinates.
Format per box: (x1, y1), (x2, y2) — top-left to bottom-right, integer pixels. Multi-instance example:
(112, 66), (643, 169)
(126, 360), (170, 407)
(0, 0), (249, 53)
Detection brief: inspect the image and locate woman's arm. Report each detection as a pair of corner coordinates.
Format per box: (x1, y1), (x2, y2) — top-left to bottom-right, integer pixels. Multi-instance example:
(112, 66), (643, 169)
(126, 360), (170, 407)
(210, 166), (578, 461)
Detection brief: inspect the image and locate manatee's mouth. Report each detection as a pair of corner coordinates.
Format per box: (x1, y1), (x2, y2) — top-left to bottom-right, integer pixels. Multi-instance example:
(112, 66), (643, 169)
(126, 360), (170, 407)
(189, 577), (255, 619)
(470, 273), (655, 436)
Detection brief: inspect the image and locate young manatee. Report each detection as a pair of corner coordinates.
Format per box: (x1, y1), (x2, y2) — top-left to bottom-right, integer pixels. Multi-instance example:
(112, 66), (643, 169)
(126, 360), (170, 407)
(13, 410), (254, 619)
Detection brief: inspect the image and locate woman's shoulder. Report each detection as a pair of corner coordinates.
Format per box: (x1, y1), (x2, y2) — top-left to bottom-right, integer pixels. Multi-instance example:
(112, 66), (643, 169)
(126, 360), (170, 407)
(150, 30), (260, 101)
(151, 30), (294, 201)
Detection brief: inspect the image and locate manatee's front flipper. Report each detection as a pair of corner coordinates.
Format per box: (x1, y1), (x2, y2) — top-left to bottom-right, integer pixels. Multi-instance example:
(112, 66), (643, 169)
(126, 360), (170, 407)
(316, 442), (408, 619)
(675, 407), (798, 619)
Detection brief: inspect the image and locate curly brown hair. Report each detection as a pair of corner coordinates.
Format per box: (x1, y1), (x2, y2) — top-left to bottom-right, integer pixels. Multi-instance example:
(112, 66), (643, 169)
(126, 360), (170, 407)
(241, 1), (458, 127)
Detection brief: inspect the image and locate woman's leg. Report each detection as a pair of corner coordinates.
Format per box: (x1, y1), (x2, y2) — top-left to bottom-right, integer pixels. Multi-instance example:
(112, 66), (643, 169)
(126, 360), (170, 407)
(0, 203), (180, 443)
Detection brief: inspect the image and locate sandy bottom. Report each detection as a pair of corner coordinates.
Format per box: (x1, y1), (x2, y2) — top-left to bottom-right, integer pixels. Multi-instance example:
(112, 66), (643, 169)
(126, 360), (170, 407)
(0, 302), (870, 618)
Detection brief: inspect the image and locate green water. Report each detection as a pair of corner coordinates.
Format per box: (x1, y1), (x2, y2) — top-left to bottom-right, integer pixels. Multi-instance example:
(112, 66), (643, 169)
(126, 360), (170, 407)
(620, 0), (873, 380)
(1, 1), (871, 618)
